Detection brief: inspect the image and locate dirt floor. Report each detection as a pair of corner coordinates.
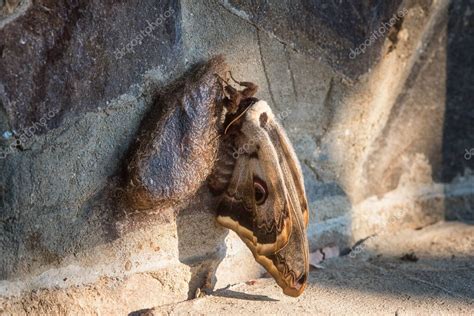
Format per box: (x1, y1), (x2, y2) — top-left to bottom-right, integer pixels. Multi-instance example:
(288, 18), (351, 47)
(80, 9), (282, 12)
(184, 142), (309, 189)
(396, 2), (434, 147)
(142, 221), (474, 315)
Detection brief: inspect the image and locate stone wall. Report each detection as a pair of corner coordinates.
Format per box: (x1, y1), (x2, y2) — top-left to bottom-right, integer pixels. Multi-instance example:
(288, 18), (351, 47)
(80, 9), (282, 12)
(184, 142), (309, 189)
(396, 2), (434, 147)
(0, 0), (473, 313)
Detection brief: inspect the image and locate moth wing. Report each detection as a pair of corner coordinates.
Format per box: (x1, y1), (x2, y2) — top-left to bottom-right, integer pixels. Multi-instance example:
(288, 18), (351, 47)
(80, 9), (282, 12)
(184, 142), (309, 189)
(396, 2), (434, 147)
(215, 155), (255, 241)
(237, 169), (309, 297)
(216, 128), (292, 256)
(241, 208), (309, 297)
(248, 101), (309, 296)
(215, 100), (310, 296)
(248, 140), (293, 254)
(267, 119), (310, 228)
(262, 149), (309, 297)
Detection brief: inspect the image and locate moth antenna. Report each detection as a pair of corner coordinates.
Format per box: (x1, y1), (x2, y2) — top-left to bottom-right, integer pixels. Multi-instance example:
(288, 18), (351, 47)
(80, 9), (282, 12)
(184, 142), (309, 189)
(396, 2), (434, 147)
(214, 73), (229, 85)
(228, 71), (242, 85)
(224, 104), (252, 135)
(214, 73), (231, 98)
(227, 71), (258, 97)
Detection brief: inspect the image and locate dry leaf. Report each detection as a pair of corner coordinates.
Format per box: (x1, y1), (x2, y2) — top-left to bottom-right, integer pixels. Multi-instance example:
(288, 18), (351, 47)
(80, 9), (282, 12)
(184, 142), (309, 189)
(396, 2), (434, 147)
(309, 245), (340, 268)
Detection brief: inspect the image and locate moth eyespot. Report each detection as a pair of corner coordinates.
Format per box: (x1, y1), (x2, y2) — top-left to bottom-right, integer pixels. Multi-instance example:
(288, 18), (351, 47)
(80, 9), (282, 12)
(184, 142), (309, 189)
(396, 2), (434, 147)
(253, 177), (268, 205)
(259, 112), (268, 127)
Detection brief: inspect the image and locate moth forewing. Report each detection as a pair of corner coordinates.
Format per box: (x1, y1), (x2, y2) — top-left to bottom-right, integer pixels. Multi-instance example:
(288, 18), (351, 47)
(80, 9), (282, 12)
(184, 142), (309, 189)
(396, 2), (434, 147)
(216, 122), (293, 256)
(239, 109), (294, 255)
(239, 191), (309, 297)
(209, 74), (310, 297)
(266, 116), (310, 228)
(216, 155), (257, 243)
(245, 100), (309, 223)
(251, 101), (310, 296)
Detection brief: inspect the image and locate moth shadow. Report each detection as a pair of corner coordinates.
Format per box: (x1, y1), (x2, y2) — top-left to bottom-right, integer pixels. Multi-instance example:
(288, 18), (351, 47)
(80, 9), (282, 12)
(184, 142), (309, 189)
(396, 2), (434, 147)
(176, 187), (229, 299)
(210, 287), (279, 302)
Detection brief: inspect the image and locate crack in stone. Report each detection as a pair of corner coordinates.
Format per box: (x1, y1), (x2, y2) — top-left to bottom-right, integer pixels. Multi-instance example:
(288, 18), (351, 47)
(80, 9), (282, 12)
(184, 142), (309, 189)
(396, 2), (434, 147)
(284, 45), (298, 103)
(316, 77), (335, 145)
(217, 0), (300, 52)
(303, 159), (321, 181)
(256, 29), (277, 108)
(367, 260), (474, 303)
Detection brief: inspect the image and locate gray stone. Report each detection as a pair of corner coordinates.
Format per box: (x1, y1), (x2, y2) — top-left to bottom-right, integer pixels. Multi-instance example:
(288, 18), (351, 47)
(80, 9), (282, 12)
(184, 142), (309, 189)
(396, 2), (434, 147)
(442, 0), (474, 182)
(0, 0), (182, 132)
(0, 0), (473, 312)
(220, 0), (404, 79)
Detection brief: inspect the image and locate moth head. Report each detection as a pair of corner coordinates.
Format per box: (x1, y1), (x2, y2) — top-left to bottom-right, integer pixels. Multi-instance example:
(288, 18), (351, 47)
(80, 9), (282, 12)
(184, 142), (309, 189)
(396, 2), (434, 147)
(223, 97), (260, 134)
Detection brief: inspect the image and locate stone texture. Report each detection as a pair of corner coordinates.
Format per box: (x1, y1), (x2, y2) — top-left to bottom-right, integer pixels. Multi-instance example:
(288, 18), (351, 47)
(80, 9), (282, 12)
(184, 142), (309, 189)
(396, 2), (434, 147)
(220, 0), (404, 80)
(4, 221), (472, 314)
(0, 0), (473, 312)
(0, 0), (181, 132)
(442, 0), (474, 182)
(146, 222), (474, 316)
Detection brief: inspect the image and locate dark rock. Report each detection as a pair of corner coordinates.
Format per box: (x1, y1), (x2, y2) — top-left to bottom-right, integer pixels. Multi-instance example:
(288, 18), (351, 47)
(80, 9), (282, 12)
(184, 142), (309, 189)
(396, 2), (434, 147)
(441, 0), (474, 182)
(124, 56), (227, 210)
(0, 0), (182, 133)
(220, 0), (403, 79)
(400, 252), (418, 262)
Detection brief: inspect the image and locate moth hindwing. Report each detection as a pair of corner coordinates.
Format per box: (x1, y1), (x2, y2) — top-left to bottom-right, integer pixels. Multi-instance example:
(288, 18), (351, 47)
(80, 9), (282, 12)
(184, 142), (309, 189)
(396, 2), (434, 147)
(209, 74), (310, 297)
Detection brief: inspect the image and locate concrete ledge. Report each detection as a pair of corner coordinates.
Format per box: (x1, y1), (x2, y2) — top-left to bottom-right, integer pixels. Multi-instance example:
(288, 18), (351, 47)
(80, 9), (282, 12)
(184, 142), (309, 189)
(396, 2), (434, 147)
(148, 221), (474, 315)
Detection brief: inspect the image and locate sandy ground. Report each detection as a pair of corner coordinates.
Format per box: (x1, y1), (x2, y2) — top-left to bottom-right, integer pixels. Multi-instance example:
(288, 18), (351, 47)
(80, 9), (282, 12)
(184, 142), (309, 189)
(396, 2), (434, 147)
(140, 221), (474, 315)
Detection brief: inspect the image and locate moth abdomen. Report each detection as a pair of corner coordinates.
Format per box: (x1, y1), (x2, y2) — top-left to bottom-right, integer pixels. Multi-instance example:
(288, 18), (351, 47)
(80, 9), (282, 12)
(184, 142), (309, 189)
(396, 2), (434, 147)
(208, 139), (237, 195)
